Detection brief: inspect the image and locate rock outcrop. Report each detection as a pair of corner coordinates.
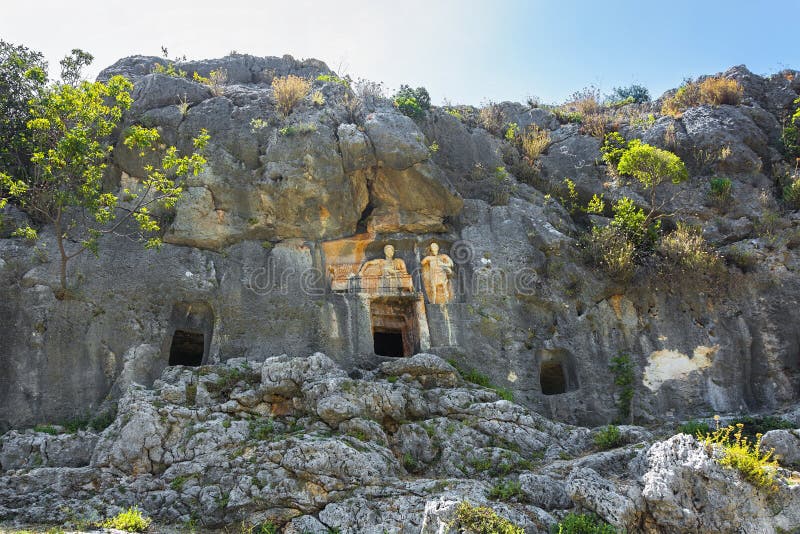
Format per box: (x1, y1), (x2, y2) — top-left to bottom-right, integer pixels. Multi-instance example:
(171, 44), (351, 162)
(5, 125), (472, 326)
(1, 355), (798, 532)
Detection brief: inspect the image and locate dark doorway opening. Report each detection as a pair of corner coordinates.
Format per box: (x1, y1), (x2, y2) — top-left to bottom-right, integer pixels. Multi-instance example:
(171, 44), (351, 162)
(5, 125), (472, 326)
(169, 330), (205, 366)
(370, 297), (419, 357)
(374, 330), (405, 357)
(540, 361), (567, 395)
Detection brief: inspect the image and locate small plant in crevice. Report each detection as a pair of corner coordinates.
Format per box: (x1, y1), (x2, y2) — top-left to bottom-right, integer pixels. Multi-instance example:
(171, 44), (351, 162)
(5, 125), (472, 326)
(248, 417), (275, 441)
(609, 354), (634, 422)
(316, 73), (350, 88)
(487, 479), (525, 502)
(278, 123), (317, 136)
(192, 69), (227, 96)
(447, 359), (513, 401)
(593, 425), (623, 450)
(709, 176), (732, 207)
(402, 451), (418, 472)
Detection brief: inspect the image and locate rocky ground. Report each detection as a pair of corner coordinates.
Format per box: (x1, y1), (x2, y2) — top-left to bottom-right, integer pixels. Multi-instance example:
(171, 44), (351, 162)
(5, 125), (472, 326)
(1, 354), (799, 533)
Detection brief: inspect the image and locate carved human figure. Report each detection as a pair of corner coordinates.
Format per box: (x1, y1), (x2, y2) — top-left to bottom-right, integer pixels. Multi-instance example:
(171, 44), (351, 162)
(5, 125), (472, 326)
(421, 242), (454, 304)
(359, 244), (410, 292)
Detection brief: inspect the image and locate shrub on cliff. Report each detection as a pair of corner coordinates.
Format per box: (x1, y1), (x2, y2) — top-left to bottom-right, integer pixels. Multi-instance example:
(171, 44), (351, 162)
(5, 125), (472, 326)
(393, 84), (430, 119)
(609, 84), (650, 104)
(617, 142), (688, 221)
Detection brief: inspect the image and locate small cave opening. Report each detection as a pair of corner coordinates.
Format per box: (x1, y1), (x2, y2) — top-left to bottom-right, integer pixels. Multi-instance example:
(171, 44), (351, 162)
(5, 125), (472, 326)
(169, 330), (205, 366)
(540, 361), (567, 395)
(373, 330), (405, 358)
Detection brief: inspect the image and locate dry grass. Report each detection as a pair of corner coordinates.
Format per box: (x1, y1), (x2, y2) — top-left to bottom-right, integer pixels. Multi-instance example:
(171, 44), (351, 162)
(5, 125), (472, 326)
(580, 112), (607, 139)
(272, 75), (311, 117)
(662, 77), (743, 117)
(659, 223), (722, 274)
(479, 101), (505, 135)
(521, 125), (550, 161)
(699, 76), (743, 106)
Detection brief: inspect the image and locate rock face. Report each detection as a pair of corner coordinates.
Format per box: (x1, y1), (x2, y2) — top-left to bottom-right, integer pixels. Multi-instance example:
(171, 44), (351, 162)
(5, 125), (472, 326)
(1, 55), (800, 436)
(2, 355), (798, 532)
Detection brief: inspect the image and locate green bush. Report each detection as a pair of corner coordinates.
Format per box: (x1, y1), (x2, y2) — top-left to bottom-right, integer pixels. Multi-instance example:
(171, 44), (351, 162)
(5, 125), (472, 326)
(593, 425), (623, 450)
(102, 507), (151, 532)
(487, 479), (525, 501)
(608, 84), (650, 104)
(553, 512), (616, 533)
(393, 85), (430, 119)
(454, 502), (524, 534)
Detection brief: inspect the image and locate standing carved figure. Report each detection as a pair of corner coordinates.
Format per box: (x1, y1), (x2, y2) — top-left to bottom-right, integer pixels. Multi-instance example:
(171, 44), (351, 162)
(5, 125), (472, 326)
(421, 242), (454, 304)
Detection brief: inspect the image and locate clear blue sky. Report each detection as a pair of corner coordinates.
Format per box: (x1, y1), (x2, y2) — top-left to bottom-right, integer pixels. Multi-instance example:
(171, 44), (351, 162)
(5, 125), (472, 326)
(1, 0), (797, 105)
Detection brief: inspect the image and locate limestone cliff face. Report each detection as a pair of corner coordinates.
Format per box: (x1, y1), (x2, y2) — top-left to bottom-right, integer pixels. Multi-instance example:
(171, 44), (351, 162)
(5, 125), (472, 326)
(1, 55), (799, 432)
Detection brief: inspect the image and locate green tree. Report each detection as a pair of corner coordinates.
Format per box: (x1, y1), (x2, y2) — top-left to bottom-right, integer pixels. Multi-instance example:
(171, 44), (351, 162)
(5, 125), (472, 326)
(0, 74), (209, 295)
(617, 142), (688, 223)
(0, 40), (48, 182)
(59, 48), (94, 87)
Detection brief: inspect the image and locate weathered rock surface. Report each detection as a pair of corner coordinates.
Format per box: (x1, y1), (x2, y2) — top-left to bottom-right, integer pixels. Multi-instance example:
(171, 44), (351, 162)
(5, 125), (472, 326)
(2, 356), (799, 533)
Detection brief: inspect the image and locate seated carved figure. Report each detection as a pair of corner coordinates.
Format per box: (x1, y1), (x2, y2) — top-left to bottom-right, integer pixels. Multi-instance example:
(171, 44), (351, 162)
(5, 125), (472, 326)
(358, 244), (413, 293)
(421, 242), (454, 304)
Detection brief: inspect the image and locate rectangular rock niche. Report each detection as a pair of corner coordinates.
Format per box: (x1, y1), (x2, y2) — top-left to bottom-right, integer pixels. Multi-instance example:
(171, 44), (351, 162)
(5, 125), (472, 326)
(370, 297), (419, 357)
(169, 330), (205, 366)
(166, 302), (214, 366)
(538, 348), (579, 395)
